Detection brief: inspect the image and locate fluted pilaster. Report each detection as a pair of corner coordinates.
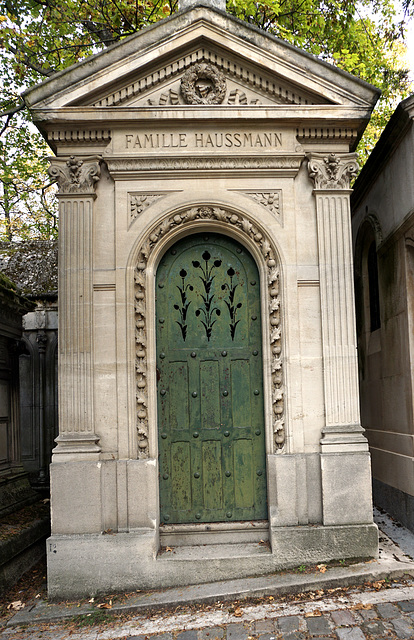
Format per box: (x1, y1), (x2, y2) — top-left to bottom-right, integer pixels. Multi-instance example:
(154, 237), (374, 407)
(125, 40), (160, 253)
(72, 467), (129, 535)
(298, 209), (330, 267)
(307, 153), (367, 451)
(49, 156), (101, 459)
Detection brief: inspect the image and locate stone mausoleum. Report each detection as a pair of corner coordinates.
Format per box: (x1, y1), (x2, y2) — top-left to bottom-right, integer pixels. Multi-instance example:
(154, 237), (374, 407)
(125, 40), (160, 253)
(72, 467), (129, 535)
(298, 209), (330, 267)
(352, 94), (414, 531)
(24, 0), (380, 597)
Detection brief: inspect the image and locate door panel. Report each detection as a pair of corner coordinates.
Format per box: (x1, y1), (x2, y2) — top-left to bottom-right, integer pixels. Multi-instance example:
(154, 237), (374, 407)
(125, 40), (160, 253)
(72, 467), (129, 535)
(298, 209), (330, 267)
(156, 233), (267, 524)
(200, 360), (220, 429)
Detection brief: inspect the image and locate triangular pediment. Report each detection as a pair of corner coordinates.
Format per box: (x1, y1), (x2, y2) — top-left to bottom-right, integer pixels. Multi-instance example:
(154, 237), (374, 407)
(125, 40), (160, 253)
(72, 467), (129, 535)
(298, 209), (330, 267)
(24, 6), (379, 114)
(76, 42), (332, 109)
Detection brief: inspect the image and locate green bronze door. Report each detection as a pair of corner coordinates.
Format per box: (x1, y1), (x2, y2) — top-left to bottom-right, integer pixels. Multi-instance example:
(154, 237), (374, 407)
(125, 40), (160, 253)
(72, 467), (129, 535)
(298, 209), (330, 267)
(156, 233), (267, 524)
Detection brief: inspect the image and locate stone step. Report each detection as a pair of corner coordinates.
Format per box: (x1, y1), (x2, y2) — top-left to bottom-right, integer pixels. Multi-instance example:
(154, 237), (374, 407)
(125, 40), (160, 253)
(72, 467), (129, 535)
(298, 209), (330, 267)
(158, 541), (272, 561)
(160, 521), (269, 547)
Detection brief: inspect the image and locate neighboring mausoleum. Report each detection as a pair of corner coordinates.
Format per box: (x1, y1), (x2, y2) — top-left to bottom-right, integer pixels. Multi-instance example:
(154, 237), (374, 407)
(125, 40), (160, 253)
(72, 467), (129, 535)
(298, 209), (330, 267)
(0, 240), (58, 489)
(352, 94), (414, 531)
(0, 272), (36, 514)
(24, 1), (380, 597)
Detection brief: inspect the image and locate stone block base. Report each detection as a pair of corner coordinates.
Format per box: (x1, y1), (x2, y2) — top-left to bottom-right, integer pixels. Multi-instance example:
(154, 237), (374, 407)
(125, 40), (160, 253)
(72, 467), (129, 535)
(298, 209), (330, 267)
(46, 523), (378, 599)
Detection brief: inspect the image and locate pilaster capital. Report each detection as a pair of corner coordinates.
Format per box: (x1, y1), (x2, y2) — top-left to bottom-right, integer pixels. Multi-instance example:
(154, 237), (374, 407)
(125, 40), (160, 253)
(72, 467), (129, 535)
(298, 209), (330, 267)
(48, 155), (101, 195)
(307, 152), (359, 190)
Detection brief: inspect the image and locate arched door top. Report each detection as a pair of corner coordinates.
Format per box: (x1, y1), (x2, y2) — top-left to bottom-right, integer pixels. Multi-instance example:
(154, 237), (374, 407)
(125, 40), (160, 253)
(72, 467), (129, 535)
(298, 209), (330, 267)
(133, 205), (284, 459)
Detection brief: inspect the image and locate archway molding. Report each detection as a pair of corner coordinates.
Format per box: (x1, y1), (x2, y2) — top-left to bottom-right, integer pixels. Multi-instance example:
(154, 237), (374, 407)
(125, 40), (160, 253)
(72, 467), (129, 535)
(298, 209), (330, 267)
(354, 212), (383, 279)
(129, 204), (285, 461)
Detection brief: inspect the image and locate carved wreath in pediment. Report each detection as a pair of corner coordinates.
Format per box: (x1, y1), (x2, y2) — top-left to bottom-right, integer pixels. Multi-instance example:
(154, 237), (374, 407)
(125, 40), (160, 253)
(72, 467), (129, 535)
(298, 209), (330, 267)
(180, 63), (226, 105)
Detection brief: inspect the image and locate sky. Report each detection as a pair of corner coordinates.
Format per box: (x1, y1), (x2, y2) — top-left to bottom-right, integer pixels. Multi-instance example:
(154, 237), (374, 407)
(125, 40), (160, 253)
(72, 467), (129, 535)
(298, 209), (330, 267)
(406, 20), (414, 81)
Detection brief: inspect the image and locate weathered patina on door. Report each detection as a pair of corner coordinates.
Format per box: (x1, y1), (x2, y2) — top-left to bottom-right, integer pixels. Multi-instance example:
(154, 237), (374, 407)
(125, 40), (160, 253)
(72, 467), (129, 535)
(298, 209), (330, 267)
(156, 233), (267, 524)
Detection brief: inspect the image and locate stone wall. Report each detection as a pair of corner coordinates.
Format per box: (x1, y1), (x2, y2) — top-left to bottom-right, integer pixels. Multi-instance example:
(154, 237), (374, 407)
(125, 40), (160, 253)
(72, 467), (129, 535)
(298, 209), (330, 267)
(0, 272), (36, 515)
(352, 94), (414, 530)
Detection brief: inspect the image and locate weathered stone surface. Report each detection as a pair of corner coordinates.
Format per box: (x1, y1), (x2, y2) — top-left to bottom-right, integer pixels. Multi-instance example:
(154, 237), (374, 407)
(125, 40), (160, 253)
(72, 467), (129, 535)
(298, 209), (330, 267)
(335, 629), (365, 640)
(277, 616), (300, 633)
(376, 602), (402, 619)
(330, 610), (360, 627)
(253, 620), (275, 633)
(305, 615), (332, 636)
(391, 617), (414, 639)
(0, 240), (57, 297)
(226, 624), (250, 640)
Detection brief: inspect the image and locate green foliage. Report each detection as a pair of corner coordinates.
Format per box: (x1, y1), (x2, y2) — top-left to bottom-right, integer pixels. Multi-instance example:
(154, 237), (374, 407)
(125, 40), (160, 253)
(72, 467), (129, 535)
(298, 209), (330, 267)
(0, 0), (413, 240)
(227, 0), (412, 159)
(0, 119), (57, 240)
(68, 610), (114, 627)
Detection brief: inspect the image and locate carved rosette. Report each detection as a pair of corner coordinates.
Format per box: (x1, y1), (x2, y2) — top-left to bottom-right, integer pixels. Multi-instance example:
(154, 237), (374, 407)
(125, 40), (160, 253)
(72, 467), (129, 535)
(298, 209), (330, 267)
(180, 63), (227, 105)
(130, 194), (164, 222)
(239, 191), (282, 219)
(48, 155), (101, 195)
(307, 153), (359, 190)
(134, 206), (284, 457)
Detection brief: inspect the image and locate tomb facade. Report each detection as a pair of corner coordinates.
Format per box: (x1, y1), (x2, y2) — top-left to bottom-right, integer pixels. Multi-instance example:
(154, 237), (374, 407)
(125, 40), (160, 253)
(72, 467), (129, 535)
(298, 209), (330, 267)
(24, 3), (380, 597)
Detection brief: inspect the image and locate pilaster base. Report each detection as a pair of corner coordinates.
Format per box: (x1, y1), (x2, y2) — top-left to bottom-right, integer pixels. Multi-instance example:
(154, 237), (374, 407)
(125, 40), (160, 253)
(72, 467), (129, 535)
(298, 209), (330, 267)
(52, 434), (101, 462)
(320, 424), (369, 453)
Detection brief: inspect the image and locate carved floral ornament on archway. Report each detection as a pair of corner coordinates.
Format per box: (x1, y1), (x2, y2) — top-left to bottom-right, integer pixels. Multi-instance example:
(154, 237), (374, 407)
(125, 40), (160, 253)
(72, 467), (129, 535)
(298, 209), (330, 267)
(134, 206), (284, 458)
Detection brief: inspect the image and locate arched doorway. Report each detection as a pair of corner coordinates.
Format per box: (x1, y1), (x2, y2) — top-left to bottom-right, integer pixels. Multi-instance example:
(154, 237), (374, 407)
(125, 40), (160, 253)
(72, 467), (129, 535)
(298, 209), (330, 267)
(156, 232), (267, 524)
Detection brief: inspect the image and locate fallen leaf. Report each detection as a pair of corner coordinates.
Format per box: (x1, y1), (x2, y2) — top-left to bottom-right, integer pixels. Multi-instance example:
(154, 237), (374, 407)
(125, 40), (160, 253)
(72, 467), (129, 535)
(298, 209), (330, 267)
(352, 603), (373, 610)
(305, 610), (322, 617)
(233, 607), (243, 617)
(165, 546), (173, 552)
(7, 601), (25, 611)
(317, 564), (327, 573)
(88, 597), (95, 603)
(372, 581), (385, 590)
(97, 602), (112, 609)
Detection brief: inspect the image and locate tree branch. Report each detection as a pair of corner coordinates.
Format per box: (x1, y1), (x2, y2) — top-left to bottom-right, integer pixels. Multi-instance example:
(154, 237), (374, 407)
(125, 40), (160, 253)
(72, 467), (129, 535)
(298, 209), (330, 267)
(0, 102), (25, 119)
(81, 20), (118, 46)
(0, 105), (25, 137)
(7, 44), (55, 77)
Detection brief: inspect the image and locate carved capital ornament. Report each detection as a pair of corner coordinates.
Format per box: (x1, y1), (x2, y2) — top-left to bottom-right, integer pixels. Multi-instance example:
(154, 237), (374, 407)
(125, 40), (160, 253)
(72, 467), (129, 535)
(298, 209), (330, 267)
(48, 155), (101, 195)
(307, 153), (359, 190)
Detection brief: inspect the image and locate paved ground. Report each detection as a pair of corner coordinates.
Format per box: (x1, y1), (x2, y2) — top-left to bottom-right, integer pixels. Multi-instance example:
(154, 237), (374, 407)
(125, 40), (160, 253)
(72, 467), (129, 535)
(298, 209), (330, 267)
(3, 580), (414, 640)
(2, 509), (414, 640)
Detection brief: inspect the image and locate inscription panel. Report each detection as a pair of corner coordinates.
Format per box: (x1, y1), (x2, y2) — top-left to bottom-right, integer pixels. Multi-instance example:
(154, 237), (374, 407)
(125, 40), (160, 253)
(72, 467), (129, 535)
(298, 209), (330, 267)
(113, 127), (295, 155)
